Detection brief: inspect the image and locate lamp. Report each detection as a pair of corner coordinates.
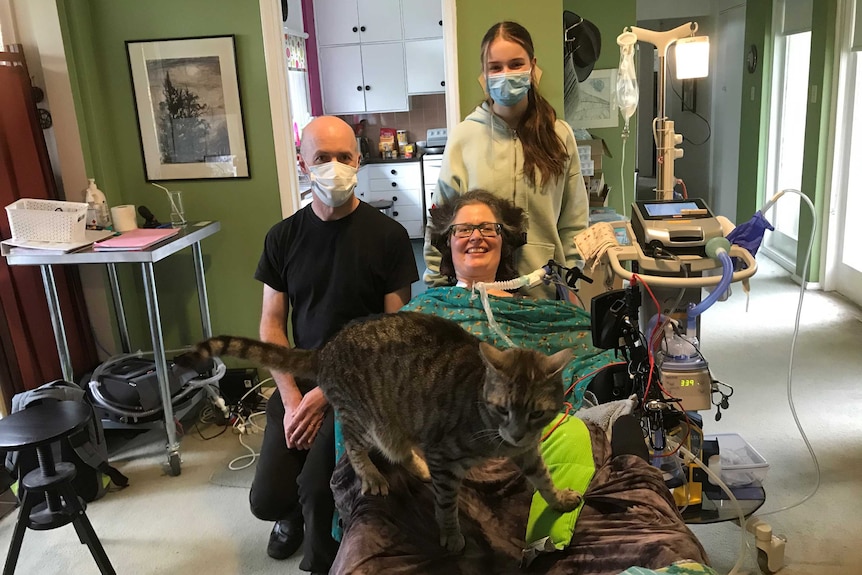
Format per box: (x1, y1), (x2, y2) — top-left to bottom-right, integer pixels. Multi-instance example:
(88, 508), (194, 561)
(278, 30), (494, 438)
(617, 22), (709, 200)
(675, 36), (710, 79)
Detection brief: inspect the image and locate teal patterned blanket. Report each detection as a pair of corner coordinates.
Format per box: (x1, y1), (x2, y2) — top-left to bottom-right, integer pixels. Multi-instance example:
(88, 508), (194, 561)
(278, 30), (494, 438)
(402, 287), (619, 409)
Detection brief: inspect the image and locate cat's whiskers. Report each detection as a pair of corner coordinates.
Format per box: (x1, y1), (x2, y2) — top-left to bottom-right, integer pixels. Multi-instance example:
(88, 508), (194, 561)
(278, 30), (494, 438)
(470, 428), (501, 443)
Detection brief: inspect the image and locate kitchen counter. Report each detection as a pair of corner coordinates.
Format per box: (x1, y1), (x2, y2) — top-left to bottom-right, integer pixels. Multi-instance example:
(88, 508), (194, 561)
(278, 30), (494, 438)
(360, 154), (423, 165)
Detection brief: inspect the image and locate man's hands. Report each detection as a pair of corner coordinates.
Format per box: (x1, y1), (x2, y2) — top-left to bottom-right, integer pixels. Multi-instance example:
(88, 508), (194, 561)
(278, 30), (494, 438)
(282, 386), (328, 450)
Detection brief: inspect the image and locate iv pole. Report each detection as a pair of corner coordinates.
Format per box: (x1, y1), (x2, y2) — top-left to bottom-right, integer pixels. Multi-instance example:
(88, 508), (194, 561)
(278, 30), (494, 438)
(627, 22), (699, 200)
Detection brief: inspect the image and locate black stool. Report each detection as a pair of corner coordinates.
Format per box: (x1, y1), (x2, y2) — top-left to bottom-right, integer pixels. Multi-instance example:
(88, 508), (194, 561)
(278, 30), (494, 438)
(0, 402), (115, 574)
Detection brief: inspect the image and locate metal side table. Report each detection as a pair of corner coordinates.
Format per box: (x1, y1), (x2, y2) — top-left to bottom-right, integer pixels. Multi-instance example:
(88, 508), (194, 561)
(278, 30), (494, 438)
(2, 221), (220, 475)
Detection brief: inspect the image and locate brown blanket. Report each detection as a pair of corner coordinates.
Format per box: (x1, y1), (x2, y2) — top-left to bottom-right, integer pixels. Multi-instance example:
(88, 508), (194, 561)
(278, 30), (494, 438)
(331, 422), (709, 575)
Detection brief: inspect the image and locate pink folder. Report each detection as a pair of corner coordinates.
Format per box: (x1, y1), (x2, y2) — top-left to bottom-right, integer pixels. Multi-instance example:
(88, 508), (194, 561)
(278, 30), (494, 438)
(93, 228), (180, 251)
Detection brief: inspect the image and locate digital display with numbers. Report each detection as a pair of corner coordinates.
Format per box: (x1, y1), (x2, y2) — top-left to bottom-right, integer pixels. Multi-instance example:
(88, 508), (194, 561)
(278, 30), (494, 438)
(680, 379), (698, 387)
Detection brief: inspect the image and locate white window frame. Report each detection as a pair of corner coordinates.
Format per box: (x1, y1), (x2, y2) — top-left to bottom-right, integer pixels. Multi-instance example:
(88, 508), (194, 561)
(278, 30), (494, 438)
(823, 0), (862, 306)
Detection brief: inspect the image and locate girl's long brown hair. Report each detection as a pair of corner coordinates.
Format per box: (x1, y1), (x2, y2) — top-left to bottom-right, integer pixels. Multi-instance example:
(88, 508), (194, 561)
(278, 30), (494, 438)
(481, 21), (568, 189)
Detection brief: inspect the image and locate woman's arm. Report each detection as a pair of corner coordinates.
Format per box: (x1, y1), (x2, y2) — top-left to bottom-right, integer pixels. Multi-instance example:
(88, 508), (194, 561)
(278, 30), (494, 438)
(557, 122), (590, 267)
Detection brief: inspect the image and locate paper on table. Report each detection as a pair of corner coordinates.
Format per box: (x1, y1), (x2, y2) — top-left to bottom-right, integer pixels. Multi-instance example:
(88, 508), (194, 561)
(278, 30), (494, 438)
(1, 229), (114, 255)
(93, 227), (180, 251)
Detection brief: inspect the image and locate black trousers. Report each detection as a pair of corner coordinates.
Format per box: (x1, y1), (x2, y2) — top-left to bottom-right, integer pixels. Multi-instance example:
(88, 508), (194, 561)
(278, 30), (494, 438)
(250, 383), (339, 572)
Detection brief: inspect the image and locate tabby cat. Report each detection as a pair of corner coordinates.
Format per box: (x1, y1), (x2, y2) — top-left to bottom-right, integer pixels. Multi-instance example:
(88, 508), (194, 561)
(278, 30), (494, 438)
(182, 311), (582, 552)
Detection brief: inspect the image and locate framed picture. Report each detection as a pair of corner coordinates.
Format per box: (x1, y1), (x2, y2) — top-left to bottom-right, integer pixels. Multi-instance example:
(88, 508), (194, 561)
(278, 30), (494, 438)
(568, 68), (619, 129)
(126, 35), (249, 181)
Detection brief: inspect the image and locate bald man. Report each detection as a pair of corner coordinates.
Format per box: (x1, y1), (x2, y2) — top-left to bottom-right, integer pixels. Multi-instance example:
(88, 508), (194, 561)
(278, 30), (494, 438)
(251, 116), (418, 572)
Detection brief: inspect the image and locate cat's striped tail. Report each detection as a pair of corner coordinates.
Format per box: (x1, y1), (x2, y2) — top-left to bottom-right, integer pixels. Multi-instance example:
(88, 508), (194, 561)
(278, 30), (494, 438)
(178, 335), (318, 380)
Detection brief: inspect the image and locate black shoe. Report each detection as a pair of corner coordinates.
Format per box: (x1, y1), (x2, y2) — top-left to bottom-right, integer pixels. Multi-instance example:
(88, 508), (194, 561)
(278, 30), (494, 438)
(267, 517), (304, 560)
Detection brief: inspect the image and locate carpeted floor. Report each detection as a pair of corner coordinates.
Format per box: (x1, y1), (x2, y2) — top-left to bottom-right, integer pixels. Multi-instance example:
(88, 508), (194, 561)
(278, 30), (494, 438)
(0, 256), (860, 574)
(688, 257), (862, 574)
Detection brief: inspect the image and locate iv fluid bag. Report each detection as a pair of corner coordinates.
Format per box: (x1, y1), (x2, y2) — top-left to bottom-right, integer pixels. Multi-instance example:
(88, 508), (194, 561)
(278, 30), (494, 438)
(616, 44), (638, 121)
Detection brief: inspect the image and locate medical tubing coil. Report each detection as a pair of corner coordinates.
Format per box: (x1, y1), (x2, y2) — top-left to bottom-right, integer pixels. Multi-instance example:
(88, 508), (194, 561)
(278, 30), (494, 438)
(88, 350), (226, 419)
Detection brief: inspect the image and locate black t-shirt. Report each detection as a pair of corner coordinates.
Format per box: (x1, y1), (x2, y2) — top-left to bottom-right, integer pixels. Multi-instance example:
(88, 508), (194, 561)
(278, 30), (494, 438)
(255, 201), (419, 350)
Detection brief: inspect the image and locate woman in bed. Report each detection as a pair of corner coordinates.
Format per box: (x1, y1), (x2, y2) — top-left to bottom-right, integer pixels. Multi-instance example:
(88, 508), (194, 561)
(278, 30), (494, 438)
(329, 191), (714, 575)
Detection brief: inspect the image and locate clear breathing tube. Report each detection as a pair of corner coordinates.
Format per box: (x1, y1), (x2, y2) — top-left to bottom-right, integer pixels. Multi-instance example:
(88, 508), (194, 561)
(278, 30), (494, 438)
(676, 444), (749, 575)
(756, 189), (821, 517)
(470, 268), (548, 347)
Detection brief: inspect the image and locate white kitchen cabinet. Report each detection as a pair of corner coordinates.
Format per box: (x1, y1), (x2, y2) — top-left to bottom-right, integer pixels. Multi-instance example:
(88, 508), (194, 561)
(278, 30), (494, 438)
(318, 45), (365, 113)
(313, 0), (360, 46)
(314, 0), (402, 46)
(357, 0), (402, 43)
(358, 162), (424, 238)
(401, 0), (443, 40)
(361, 43), (408, 111)
(283, 0), (306, 35)
(405, 38), (445, 94)
(318, 43), (407, 114)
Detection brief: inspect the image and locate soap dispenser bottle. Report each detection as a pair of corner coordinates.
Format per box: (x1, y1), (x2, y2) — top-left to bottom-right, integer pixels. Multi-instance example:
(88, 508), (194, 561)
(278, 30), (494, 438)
(85, 178), (112, 230)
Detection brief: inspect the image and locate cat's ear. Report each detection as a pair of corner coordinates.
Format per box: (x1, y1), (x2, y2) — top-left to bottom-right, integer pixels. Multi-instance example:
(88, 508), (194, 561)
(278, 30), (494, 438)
(478, 341), (507, 371)
(545, 348), (574, 378)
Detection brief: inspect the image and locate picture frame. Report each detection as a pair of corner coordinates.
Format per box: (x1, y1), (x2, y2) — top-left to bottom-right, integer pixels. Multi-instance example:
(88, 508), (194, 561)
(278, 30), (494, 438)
(126, 35), (249, 181)
(569, 68), (619, 129)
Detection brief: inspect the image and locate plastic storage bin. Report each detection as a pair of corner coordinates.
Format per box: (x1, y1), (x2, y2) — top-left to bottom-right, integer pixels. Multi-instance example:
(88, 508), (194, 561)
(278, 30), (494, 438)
(706, 433), (770, 486)
(5, 198), (89, 243)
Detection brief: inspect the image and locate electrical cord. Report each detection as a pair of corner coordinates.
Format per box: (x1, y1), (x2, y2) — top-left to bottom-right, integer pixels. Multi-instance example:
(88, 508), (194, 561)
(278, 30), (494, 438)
(226, 377), (274, 471)
(667, 62), (712, 146)
(756, 189), (821, 517)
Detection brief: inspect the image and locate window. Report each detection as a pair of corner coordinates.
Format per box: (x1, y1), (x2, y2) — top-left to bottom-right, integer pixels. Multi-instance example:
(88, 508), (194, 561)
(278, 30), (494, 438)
(763, 25), (812, 267)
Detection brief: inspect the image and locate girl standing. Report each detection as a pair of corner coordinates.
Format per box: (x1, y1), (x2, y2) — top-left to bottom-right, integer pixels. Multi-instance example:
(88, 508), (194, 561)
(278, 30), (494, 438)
(424, 21), (589, 297)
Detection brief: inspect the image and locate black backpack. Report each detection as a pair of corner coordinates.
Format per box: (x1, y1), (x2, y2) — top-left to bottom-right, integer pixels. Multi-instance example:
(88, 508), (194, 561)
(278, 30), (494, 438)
(4, 379), (129, 502)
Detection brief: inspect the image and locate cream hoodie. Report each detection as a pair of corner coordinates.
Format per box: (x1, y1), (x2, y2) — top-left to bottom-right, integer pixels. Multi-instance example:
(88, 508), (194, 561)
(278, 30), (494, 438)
(423, 103), (589, 295)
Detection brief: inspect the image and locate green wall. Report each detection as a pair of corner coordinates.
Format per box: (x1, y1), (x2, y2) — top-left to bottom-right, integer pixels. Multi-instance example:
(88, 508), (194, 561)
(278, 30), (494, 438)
(454, 0), (564, 118)
(57, 0), (280, 350)
(453, 0), (637, 217)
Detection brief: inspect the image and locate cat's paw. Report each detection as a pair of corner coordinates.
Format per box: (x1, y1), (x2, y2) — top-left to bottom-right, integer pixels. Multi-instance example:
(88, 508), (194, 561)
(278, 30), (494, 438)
(405, 451), (431, 482)
(359, 472), (390, 496)
(440, 530), (466, 553)
(548, 488), (582, 512)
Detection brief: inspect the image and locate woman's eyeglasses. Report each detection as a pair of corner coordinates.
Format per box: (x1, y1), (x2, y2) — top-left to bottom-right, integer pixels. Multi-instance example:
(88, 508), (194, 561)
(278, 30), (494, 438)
(449, 222), (503, 238)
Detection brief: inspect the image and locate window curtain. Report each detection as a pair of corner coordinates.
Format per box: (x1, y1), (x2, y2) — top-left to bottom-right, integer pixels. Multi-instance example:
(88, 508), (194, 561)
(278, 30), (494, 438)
(0, 48), (98, 414)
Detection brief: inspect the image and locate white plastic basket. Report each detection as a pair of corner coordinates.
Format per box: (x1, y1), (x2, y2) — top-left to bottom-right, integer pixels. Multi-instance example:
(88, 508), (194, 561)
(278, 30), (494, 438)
(5, 198), (89, 243)
(706, 433), (770, 486)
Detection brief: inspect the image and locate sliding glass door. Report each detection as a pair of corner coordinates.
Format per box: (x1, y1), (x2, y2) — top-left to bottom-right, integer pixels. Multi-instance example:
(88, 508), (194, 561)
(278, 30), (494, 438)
(763, 29), (812, 270)
(826, 0), (862, 306)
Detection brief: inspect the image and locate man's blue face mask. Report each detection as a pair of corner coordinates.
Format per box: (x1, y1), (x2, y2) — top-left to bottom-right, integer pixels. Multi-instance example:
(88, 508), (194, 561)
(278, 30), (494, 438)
(487, 70), (532, 107)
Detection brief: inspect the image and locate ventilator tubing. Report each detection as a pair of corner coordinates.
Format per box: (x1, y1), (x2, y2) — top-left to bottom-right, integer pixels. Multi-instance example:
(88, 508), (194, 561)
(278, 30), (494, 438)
(472, 268), (548, 347)
(686, 237), (733, 332)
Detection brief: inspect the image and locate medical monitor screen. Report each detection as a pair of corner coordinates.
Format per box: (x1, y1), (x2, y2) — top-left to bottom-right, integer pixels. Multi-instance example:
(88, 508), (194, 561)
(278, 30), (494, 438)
(644, 202), (700, 217)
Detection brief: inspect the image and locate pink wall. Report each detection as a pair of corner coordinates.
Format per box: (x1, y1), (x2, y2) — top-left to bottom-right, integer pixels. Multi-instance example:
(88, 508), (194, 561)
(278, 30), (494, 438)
(301, 0), (323, 116)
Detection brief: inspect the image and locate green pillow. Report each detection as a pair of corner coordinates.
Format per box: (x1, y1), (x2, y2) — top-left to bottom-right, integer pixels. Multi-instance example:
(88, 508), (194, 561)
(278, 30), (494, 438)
(524, 415), (595, 549)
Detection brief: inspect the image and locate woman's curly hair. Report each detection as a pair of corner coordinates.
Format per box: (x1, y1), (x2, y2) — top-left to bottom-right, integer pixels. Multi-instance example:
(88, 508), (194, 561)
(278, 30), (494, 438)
(429, 190), (527, 282)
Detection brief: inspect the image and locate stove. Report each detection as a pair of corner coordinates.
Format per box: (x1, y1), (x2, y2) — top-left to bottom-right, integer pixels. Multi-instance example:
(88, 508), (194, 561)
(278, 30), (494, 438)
(421, 128), (447, 219)
(426, 127), (448, 148)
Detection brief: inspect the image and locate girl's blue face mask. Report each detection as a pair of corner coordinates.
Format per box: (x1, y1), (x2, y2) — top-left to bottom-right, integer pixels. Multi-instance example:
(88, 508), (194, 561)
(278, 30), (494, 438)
(487, 70), (532, 107)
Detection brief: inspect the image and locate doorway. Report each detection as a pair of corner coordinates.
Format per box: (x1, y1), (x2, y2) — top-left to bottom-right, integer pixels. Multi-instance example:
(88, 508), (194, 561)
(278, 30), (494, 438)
(762, 3), (812, 271)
